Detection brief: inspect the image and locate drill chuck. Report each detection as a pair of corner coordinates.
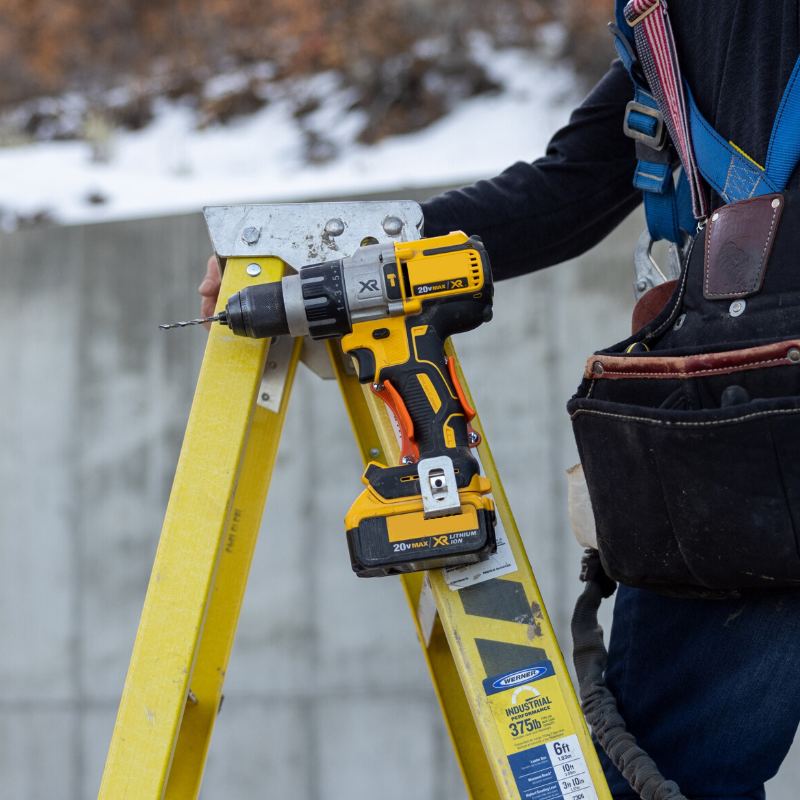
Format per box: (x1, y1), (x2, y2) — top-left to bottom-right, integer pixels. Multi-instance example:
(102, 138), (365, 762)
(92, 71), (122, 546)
(221, 282), (290, 339)
(223, 259), (353, 341)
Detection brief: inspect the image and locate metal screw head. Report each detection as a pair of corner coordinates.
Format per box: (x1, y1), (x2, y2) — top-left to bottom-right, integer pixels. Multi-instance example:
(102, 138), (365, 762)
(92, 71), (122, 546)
(369, 447), (381, 458)
(592, 361), (604, 377)
(242, 227), (260, 245)
(324, 218), (345, 237)
(261, 392), (270, 401)
(401, 456), (413, 465)
(246, 263), (262, 277)
(382, 216), (403, 236)
(372, 382), (384, 392)
(636, 280), (648, 293)
(729, 300), (746, 317)
(788, 348), (800, 363)
(773, 198), (781, 209)
(468, 431), (480, 445)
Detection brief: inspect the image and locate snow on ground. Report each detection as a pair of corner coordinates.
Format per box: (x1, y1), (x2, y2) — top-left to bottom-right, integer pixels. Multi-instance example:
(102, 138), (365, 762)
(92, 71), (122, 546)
(0, 46), (581, 227)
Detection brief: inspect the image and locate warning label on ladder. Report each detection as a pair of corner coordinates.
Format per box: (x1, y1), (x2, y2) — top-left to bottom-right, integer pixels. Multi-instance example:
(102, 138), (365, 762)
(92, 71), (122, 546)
(483, 661), (598, 800)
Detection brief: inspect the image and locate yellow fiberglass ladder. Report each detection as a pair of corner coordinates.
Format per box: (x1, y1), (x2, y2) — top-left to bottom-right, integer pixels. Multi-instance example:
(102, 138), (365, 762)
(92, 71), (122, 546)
(98, 201), (612, 800)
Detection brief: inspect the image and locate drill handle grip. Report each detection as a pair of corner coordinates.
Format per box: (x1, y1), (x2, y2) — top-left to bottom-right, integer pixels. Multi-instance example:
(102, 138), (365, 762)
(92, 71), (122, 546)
(344, 315), (473, 466)
(381, 323), (469, 458)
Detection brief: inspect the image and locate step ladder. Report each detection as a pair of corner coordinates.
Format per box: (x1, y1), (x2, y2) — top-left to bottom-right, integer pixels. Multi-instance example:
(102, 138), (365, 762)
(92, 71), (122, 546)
(98, 201), (612, 800)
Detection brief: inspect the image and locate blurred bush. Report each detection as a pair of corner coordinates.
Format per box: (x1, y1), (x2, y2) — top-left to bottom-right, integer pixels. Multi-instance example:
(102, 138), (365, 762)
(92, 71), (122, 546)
(0, 0), (615, 148)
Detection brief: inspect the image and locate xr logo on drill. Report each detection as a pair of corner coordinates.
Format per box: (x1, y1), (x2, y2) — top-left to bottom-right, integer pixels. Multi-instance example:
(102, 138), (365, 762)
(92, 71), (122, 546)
(433, 535), (450, 547)
(359, 279), (380, 293)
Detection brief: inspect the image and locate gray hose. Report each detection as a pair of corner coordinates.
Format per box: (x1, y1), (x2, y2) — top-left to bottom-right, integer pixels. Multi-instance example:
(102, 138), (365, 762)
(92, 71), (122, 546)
(571, 549), (687, 800)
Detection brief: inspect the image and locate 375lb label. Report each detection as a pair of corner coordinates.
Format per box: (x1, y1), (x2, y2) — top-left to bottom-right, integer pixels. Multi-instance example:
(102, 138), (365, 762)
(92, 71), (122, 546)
(483, 660), (598, 800)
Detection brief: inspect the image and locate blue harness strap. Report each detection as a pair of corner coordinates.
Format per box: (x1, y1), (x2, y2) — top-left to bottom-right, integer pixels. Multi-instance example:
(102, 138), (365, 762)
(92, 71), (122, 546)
(685, 56), (800, 202)
(612, 0), (800, 232)
(766, 56), (800, 188)
(611, 13), (688, 243)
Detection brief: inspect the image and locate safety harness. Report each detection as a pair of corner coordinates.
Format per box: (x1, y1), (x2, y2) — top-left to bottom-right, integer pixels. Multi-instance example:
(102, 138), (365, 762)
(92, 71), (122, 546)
(611, 0), (800, 238)
(573, 5), (800, 799)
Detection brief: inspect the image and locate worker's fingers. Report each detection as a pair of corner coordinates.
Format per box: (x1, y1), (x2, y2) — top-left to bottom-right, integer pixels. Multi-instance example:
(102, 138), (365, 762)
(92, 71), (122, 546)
(199, 255), (221, 331)
(199, 255), (220, 297)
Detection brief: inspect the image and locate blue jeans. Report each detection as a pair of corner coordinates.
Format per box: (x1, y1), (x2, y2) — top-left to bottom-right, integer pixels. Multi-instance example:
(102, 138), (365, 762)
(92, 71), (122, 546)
(597, 585), (800, 800)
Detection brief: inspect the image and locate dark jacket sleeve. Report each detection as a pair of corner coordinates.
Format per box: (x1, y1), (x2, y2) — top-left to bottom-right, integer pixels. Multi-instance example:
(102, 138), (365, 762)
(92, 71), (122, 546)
(421, 59), (642, 281)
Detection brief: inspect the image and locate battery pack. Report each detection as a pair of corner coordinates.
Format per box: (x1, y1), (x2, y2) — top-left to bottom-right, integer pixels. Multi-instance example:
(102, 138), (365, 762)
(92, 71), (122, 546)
(346, 505), (497, 578)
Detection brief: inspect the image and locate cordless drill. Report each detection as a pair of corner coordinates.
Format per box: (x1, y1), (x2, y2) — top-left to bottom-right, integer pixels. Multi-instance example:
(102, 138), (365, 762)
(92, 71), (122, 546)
(169, 231), (497, 577)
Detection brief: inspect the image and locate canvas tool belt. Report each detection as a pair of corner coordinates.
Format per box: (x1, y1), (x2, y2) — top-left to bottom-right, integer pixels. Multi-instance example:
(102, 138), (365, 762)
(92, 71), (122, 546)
(571, 0), (800, 598)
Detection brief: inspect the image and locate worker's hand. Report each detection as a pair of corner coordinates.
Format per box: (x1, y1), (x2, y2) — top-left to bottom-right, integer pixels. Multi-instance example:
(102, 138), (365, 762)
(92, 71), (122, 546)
(198, 255), (221, 330)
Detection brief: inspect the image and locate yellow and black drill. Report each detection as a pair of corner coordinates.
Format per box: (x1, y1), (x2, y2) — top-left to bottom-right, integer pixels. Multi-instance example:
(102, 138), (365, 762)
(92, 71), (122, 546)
(173, 231), (497, 577)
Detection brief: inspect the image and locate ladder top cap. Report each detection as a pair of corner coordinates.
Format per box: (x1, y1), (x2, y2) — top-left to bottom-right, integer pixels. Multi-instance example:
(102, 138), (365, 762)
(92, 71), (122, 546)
(204, 201), (424, 268)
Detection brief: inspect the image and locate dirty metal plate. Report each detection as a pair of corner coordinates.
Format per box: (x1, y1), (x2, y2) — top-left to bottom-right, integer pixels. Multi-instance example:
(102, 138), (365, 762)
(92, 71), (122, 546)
(204, 201), (425, 270)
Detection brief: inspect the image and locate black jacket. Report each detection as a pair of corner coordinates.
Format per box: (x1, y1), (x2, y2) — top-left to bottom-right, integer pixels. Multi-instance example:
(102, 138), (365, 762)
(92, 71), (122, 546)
(422, 1), (800, 280)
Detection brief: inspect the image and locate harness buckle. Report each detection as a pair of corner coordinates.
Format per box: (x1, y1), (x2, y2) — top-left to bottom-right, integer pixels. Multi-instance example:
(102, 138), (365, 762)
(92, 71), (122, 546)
(624, 100), (667, 150)
(626, 0), (661, 28)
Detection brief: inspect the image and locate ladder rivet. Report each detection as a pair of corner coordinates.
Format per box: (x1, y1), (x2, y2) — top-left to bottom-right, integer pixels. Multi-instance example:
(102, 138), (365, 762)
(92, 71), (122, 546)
(636, 280), (648, 293)
(369, 448), (381, 458)
(324, 218), (345, 237)
(246, 263), (262, 277)
(268, 361), (277, 369)
(382, 216), (403, 236)
(242, 227), (261, 245)
(261, 392), (270, 401)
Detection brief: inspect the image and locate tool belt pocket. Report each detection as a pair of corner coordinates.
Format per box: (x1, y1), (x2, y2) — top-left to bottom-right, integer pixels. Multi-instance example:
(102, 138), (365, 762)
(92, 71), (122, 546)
(567, 339), (800, 597)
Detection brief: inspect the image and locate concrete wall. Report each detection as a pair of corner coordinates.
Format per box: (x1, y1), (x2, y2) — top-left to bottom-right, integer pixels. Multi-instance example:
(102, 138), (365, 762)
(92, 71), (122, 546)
(1, 192), (798, 799)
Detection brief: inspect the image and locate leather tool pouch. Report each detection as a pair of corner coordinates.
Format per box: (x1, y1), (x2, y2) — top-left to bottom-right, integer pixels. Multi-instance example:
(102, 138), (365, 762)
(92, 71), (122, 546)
(568, 192), (800, 598)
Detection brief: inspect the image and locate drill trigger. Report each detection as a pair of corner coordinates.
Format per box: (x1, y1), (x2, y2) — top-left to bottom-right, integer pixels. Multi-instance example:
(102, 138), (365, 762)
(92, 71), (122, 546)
(371, 380), (419, 464)
(445, 356), (476, 422)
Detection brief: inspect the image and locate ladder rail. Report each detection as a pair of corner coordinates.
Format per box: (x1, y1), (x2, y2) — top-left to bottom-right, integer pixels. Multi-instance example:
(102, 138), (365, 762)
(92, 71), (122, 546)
(163, 334), (303, 799)
(98, 257), (289, 800)
(341, 341), (612, 800)
(327, 341), (501, 799)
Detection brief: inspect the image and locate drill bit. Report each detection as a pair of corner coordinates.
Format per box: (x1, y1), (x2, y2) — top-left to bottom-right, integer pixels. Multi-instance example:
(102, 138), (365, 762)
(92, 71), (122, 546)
(159, 312), (227, 330)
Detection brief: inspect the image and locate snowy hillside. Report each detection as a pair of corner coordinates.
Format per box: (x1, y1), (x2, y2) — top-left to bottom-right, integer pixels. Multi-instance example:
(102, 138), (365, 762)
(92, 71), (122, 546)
(0, 45), (580, 229)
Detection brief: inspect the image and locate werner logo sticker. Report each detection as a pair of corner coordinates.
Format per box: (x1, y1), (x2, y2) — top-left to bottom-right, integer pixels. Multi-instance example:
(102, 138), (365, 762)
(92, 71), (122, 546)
(494, 667), (548, 689)
(484, 660), (554, 696)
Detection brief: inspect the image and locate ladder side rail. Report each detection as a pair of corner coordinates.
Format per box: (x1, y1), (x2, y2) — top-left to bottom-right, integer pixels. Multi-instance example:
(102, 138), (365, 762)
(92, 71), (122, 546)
(164, 323), (302, 798)
(328, 341), (501, 799)
(333, 338), (613, 800)
(99, 258), (288, 800)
